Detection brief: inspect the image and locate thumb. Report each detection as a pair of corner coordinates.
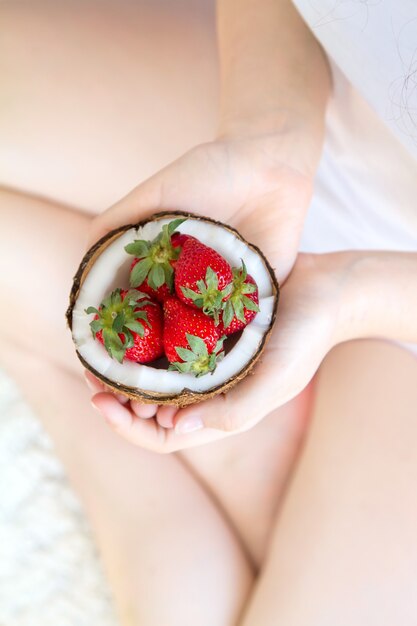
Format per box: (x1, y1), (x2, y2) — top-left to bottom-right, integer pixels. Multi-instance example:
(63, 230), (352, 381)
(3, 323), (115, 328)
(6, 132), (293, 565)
(173, 360), (279, 434)
(87, 174), (164, 248)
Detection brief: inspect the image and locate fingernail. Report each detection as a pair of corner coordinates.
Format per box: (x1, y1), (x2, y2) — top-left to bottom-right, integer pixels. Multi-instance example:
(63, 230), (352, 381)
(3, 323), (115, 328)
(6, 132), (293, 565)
(91, 398), (102, 413)
(175, 415), (204, 434)
(115, 393), (129, 405)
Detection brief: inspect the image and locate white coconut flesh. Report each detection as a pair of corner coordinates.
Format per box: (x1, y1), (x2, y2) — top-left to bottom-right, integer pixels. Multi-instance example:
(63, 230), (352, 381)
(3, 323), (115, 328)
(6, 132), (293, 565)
(71, 217), (276, 394)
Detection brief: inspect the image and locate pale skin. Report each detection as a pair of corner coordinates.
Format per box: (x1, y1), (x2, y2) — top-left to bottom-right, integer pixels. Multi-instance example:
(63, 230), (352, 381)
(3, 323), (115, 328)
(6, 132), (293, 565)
(1, 2), (417, 626)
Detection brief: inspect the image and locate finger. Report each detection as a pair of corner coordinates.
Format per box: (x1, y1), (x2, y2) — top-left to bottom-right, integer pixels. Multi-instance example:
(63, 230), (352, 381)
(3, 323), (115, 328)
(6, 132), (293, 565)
(156, 405), (178, 429)
(235, 188), (309, 284)
(174, 359), (278, 434)
(91, 392), (232, 453)
(91, 392), (133, 429)
(130, 401), (158, 419)
(84, 369), (104, 393)
(87, 168), (168, 247)
(87, 145), (229, 248)
(84, 370), (129, 405)
(84, 370), (129, 404)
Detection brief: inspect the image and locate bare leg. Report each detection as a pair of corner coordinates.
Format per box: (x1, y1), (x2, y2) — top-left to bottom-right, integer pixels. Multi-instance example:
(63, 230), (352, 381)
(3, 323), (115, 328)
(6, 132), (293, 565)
(179, 389), (313, 567)
(0, 0), (310, 570)
(0, 1), (311, 619)
(0, 0), (218, 212)
(0, 185), (256, 624)
(241, 340), (417, 625)
(1, 340), (253, 626)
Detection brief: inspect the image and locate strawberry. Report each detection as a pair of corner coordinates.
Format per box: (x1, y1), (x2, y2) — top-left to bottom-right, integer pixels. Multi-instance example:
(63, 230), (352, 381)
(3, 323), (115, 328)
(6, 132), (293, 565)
(171, 231), (191, 251)
(218, 261), (260, 335)
(163, 296), (226, 377)
(175, 237), (233, 321)
(85, 288), (164, 363)
(130, 258), (171, 302)
(124, 218), (189, 301)
(129, 232), (194, 302)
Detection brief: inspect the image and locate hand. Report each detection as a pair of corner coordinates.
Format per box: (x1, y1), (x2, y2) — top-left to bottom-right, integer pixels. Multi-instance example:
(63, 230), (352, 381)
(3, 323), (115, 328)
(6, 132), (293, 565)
(89, 128), (318, 283)
(89, 252), (353, 453)
(86, 124), (324, 451)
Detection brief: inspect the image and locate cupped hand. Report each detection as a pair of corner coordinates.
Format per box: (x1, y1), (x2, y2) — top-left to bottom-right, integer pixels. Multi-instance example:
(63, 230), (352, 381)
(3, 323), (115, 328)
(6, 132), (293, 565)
(88, 131), (316, 283)
(89, 252), (353, 453)
(86, 127), (324, 450)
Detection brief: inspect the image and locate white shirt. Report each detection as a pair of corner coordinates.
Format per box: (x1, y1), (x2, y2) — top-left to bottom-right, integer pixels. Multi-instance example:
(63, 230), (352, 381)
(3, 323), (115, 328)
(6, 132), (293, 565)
(293, 0), (417, 253)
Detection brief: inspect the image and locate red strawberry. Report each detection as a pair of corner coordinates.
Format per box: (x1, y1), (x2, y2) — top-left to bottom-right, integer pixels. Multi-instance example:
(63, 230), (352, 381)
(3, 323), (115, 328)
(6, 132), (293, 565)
(130, 231), (195, 302)
(171, 231), (191, 251)
(124, 218), (189, 301)
(175, 238), (233, 321)
(163, 296), (226, 377)
(86, 288), (164, 363)
(218, 262), (260, 335)
(130, 258), (171, 302)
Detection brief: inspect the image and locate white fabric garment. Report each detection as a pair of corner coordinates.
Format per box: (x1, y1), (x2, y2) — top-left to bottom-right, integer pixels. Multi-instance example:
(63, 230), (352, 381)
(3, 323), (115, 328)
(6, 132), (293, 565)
(293, 0), (417, 253)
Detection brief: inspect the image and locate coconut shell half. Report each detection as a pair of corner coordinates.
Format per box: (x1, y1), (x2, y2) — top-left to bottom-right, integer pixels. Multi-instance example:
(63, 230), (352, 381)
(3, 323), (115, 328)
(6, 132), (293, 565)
(67, 211), (279, 407)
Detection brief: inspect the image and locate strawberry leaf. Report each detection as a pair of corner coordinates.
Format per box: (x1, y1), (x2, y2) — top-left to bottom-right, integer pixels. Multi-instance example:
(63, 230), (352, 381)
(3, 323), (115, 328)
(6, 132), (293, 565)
(130, 258), (153, 287)
(240, 260), (248, 280)
(222, 300), (234, 329)
(221, 283), (234, 298)
(110, 289), (122, 307)
(168, 361), (193, 374)
(102, 328), (125, 363)
(167, 218), (187, 236)
(112, 311), (126, 333)
(164, 264), (174, 291)
(133, 310), (149, 323)
(124, 240), (150, 258)
(186, 334), (208, 358)
(233, 298), (246, 323)
(181, 286), (201, 300)
(89, 319), (103, 335)
(124, 320), (145, 336)
(241, 296), (259, 312)
(196, 279), (208, 294)
(205, 267), (219, 291)
(123, 329), (134, 349)
(175, 347), (198, 362)
(148, 263), (165, 289)
(124, 289), (148, 305)
(242, 283), (257, 294)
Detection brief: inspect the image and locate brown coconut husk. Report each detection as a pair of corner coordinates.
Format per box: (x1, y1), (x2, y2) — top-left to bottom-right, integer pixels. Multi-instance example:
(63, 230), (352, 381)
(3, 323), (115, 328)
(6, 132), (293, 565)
(66, 211), (280, 406)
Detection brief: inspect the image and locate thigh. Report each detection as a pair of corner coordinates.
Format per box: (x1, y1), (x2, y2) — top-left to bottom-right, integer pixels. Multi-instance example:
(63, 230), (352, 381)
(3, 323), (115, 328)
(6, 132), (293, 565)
(0, 0), (310, 572)
(0, 341), (253, 626)
(241, 339), (417, 625)
(0, 0), (218, 211)
(179, 386), (313, 569)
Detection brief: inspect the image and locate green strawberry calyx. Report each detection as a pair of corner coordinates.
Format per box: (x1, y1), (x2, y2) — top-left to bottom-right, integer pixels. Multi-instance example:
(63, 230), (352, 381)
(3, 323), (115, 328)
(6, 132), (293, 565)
(85, 288), (154, 363)
(221, 261), (259, 329)
(124, 218), (187, 291)
(181, 266), (233, 324)
(169, 333), (226, 377)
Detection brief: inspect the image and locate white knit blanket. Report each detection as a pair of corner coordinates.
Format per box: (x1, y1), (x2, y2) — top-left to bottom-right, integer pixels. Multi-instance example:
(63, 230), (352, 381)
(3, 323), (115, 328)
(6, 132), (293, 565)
(0, 370), (119, 626)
